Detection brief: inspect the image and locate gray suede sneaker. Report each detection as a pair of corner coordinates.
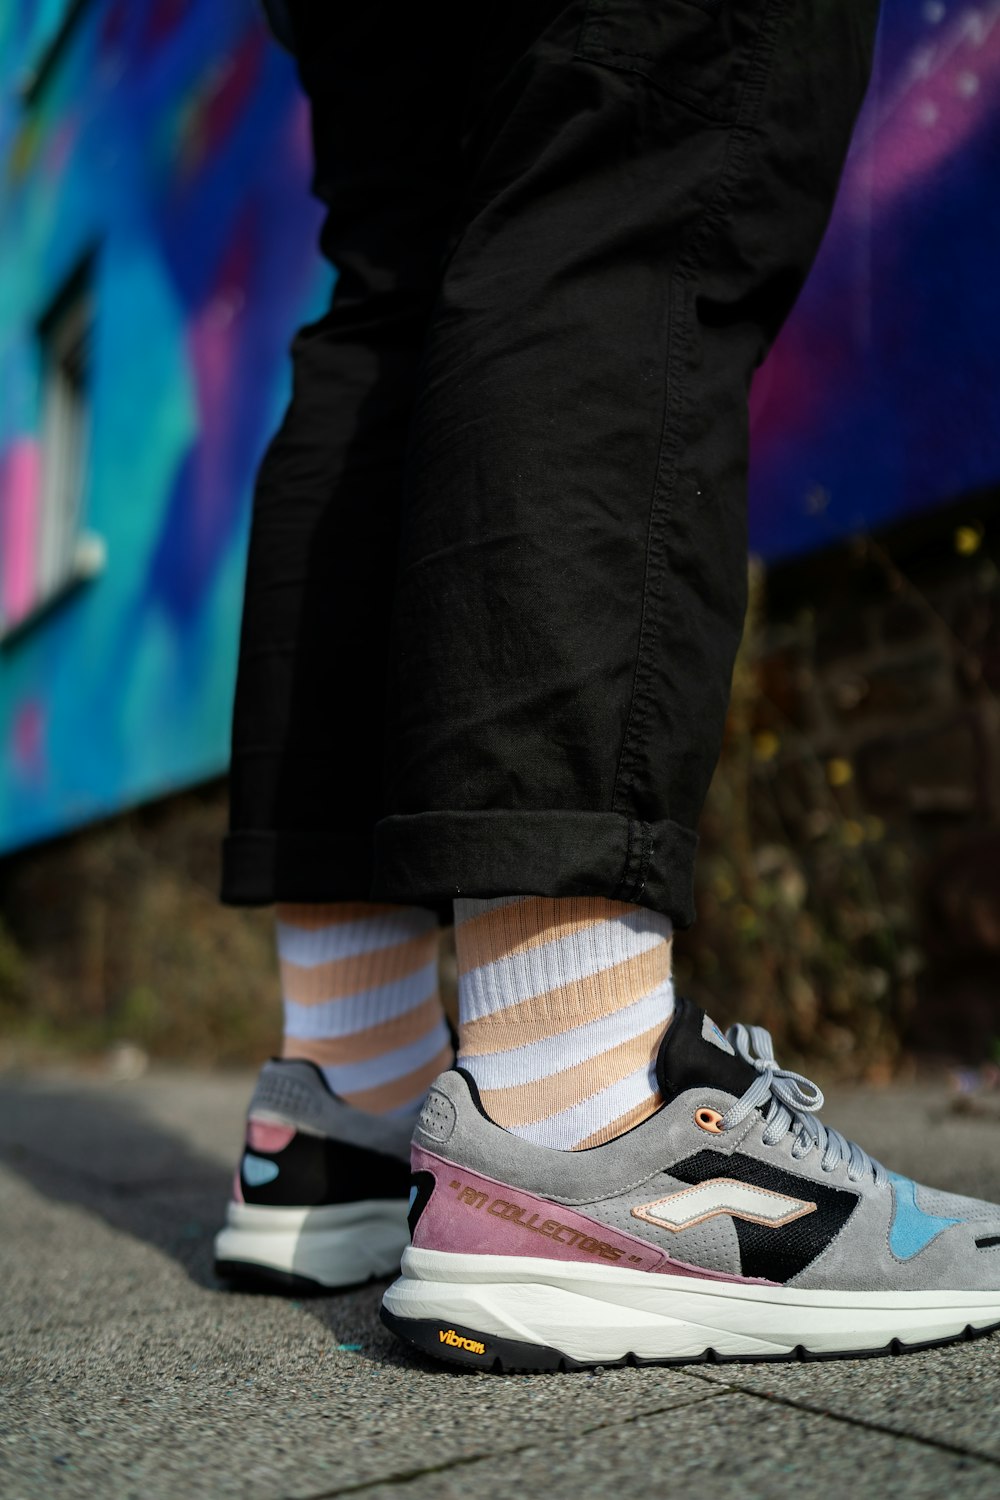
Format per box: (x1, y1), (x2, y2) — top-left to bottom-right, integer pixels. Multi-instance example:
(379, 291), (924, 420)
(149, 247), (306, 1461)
(380, 999), (1000, 1368)
(214, 1059), (412, 1292)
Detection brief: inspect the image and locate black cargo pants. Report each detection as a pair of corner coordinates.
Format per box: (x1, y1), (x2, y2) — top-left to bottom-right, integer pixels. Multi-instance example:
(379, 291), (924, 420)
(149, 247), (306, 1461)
(222, 0), (880, 928)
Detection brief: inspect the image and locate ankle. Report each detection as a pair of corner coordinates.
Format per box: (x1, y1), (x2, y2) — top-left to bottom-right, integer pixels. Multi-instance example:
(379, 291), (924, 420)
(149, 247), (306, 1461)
(455, 895), (674, 1150)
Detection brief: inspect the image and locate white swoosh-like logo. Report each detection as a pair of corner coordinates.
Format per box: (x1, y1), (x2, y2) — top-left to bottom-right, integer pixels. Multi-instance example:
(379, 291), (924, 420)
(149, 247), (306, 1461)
(633, 1178), (817, 1232)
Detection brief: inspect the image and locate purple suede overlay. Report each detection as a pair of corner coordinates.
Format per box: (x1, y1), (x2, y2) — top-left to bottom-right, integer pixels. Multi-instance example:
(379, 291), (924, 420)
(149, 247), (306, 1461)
(411, 1147), (776, 1284)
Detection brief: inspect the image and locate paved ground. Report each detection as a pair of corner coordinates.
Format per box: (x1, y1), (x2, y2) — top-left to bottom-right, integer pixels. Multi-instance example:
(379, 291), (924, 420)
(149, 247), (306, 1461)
(1, 1066), (999, 1500)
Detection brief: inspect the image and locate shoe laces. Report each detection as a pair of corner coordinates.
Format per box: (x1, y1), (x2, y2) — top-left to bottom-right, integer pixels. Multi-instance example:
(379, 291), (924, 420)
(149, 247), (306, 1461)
(718, 1023), (887, 1187)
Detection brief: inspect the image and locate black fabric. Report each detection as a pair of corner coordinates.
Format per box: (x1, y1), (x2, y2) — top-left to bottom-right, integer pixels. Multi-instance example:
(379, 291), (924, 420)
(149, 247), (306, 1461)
(240, 1131), (409, 1208)
(407, 1170), (436, 1237)
(258, 0), (296, 53)
(454, 1065), (493, 1123)
(223, 0), (881, 924)
(669, 1148), (859, 1283)
(655, 997), (759, 1104)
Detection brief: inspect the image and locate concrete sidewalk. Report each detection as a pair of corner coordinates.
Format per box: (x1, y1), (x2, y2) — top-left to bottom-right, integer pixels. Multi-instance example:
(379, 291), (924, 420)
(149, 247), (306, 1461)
(1, 1067), (999, 1500)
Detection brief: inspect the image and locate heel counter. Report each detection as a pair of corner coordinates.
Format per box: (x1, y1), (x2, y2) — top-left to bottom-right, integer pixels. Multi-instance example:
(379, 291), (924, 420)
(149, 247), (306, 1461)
(414, 1083), (458, 1150)
(238, 1118), (325, 1206)
(249, 1059), (329, 1131)
(239, 1115), (411, 1208)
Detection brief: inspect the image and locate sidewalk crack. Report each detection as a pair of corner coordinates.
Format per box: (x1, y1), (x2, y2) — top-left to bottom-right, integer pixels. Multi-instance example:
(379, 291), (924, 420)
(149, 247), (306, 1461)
(683, 1372), (1000, 1468)
(282, 1386), (730, 1498)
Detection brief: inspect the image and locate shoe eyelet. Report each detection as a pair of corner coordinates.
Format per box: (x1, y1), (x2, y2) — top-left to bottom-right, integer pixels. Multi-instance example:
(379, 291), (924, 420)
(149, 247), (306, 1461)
(695, 1107), (725, 1135)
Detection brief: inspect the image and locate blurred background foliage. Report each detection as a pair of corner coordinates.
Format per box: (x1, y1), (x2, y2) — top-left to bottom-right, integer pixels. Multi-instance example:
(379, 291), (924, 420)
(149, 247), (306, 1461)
(681, 508), (1000, 1078)
(3, 506), (999, 1076)
(677, 564), (920, 1081)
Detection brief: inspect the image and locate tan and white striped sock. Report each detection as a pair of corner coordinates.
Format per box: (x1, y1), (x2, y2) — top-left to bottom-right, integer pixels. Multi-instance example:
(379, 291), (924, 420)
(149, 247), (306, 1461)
(454, 896), (675, 1150)
(278, 902), (453, 1117)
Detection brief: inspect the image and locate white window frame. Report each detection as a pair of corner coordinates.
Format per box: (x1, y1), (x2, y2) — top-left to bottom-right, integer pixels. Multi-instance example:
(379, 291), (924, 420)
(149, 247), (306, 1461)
(0, 271), (105, 643)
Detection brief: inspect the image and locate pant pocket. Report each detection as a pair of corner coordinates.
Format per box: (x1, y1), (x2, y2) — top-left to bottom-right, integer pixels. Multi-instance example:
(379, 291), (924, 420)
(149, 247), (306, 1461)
(574, 0), (759, 124)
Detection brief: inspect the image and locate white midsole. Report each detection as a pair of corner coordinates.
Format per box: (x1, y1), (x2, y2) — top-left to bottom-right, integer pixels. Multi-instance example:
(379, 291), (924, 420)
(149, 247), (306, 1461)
(215, 1199), (409, 1287)
(382, 1247), (1000, 1359)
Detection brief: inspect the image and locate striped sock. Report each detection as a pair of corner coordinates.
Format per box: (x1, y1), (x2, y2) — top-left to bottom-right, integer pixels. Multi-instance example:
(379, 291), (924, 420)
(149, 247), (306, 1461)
(277, 902), (453, 1117)
(454, 896), (674, 1150)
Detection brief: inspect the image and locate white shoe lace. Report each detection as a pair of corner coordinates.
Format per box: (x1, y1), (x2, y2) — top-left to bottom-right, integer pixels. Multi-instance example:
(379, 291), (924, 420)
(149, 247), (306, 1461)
(718, 1023), (887, 1187)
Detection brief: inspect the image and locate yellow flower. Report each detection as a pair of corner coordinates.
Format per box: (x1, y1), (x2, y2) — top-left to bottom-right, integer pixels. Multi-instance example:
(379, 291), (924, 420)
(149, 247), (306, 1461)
(753, 730), (780, 762)
(955, 524), (983, 556)
(826, 758), (853, 787)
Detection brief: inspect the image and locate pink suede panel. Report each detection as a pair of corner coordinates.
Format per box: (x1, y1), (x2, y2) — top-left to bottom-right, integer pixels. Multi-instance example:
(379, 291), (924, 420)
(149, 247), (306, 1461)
(247, 1118), (296, 1152)
(411, 1147), (776, 1284)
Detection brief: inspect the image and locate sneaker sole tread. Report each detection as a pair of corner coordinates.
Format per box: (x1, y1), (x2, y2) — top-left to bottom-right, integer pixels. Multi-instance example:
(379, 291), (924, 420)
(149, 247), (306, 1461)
(380, 1305), (1000, 1373)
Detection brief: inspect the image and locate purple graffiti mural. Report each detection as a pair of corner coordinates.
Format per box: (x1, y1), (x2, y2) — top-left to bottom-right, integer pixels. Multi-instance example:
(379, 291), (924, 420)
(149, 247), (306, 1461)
(750, 1), (1000, 558)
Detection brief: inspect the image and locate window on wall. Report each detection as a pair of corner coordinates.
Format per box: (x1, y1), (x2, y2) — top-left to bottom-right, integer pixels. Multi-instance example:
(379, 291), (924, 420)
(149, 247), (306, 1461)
(0, 262), (105, 642)
(38, 282), (93, 599)
(19, 0), (95, 102)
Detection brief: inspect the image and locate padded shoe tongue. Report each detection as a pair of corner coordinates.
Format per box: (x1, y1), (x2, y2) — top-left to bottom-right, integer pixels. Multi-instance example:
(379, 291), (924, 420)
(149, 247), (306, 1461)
(655, 997), (759, 1104)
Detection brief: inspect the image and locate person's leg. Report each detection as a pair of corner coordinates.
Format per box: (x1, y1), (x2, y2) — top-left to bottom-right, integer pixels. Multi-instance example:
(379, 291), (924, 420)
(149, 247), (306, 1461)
(371, 0), (995, 1380)
(216, 4), (476, 1290)
(221, 3), (473, 905)
(369, 0), (880, 1161)
(368, 0), (999, 1377)
(455, 896), (674, 1149)
(278, 902), (452, 1116)
(374, 0), (880, 933)
(364, 1), (1000, 1374)
(214, 898), (453, 1290)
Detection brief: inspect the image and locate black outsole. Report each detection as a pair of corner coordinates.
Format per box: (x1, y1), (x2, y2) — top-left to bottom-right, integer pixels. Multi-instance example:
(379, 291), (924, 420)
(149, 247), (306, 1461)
(214, 1258), (383, 1296)
(379, 1305), (1000, 1375)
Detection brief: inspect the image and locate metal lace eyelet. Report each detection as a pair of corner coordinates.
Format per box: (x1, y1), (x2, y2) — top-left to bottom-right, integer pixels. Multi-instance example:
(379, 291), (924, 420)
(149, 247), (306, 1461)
(695, 1107), (725, 1134)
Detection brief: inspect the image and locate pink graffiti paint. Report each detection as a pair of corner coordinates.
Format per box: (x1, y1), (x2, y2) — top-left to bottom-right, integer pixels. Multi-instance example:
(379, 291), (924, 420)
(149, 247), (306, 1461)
(846, 8), (1000, 218)
(0, 439), (42, 626)
(11, 699), (45, 778)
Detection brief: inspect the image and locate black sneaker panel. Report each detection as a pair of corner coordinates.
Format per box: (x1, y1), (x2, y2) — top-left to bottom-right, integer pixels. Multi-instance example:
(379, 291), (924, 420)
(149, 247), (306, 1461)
(455, 1065), (493, 1123)
(668, 1148), (860, 1284)
(408, 1170), (436, 1236)
(240, 1131), (410, 1208)
(656, 997), (758, 1104)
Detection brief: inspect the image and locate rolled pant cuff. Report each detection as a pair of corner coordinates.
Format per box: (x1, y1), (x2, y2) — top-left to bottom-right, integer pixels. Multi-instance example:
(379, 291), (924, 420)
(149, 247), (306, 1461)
(372, 810), (697, 929)
(220, 830), (376, 907)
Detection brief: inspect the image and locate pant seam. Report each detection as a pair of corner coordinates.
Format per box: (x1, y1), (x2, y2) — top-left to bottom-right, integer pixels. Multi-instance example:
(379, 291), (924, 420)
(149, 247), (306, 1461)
(616, 814), (635, 901)
(614, 816), (654, 904)
(610, 0), (786, 826)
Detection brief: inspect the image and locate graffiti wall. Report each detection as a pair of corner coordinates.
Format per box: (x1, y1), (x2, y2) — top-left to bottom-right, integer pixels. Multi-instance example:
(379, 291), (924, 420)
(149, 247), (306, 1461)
(750, 1), (1000, 556)
(0, 0), (997, 855)
(0, 0), (327, 855)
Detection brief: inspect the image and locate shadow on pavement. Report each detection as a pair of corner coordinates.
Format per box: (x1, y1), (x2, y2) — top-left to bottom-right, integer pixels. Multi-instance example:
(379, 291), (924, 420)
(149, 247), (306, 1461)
(0, 1070), (425, 1360)
(0, 1073), (237, 1291)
